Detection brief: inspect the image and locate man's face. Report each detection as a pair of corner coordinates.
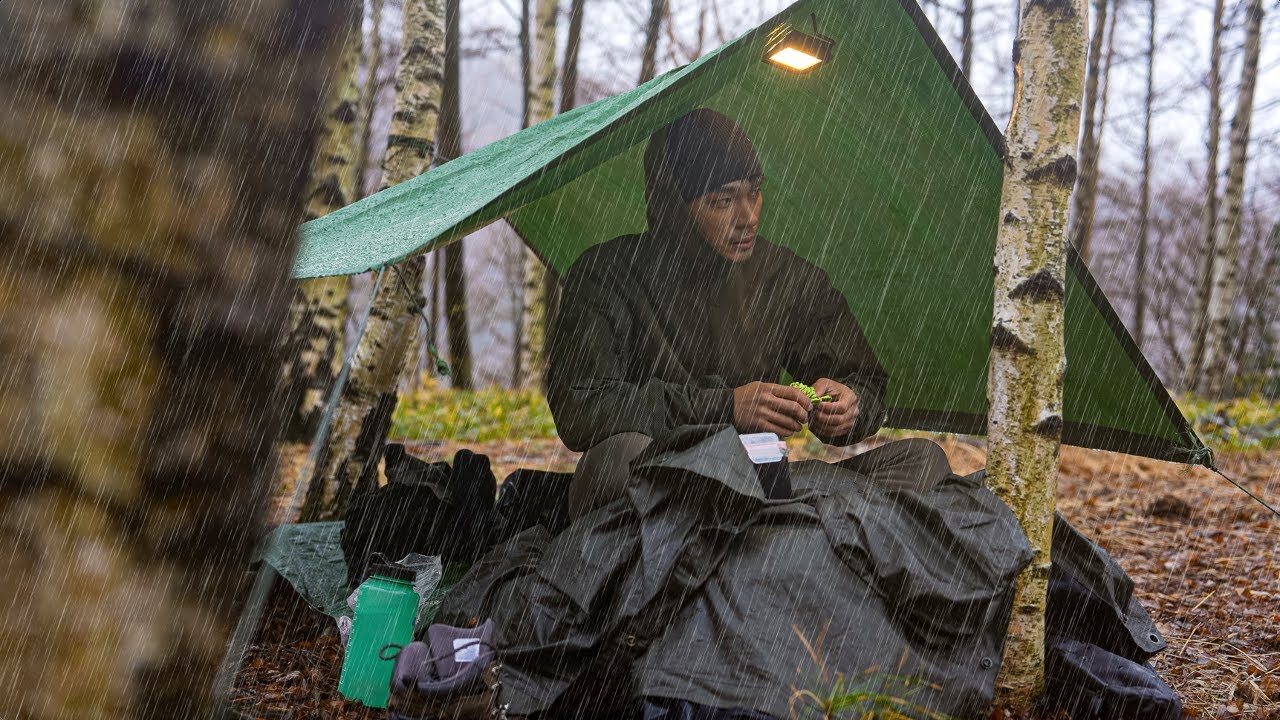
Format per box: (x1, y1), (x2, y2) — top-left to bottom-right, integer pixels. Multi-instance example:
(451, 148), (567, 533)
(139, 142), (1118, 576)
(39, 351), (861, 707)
(687, 177), (763, 263)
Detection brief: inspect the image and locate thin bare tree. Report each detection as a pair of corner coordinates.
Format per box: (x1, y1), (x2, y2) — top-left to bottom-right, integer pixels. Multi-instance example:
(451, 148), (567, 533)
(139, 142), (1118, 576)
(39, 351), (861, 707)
(517, 0), (560, 389)
(562, 0), (587, 113)
(1134, 0), (1156, 349)
(1182, 0), (1226, 391)
(639, 0), (667, 84)
(1200, 0), (1265, 399)
(1068, 0), (1110, 263)
(441, 0), (473, 389)
(985, 0), (1086, 706)
(961, 0), (975, 78)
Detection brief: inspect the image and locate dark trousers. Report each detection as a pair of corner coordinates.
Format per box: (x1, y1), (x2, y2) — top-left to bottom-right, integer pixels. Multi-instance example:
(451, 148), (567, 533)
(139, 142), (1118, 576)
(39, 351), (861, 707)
(568, 433), (953, 520)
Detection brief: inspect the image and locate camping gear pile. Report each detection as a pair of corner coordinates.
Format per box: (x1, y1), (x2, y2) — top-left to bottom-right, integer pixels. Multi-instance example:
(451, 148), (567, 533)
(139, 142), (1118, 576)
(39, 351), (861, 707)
(315, 434), (1181, 719)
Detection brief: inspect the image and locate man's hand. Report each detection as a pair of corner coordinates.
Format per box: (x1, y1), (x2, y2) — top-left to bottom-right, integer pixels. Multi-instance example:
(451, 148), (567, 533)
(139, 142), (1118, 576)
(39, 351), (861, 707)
(732, 381), (812, 437)
(809, 378), (860, 439)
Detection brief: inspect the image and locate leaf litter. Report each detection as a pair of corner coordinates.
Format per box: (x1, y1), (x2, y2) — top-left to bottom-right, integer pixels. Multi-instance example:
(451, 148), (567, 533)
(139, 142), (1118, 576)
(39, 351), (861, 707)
(238, 436), (1279, 718)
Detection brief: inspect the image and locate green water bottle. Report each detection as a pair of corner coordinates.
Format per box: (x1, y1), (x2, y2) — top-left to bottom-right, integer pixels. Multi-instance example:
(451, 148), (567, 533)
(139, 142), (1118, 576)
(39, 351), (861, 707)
(338, 562), (419, 708)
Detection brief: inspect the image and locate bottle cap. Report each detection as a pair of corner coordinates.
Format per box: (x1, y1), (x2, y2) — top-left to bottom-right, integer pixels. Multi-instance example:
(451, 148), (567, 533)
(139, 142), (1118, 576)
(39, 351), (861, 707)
(370, 562), (416, 583)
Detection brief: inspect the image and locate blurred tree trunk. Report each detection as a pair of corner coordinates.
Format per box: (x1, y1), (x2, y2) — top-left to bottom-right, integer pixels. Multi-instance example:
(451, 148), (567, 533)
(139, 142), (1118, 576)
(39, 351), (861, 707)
(961, 0), (975, 78)
(0, 1), (348, 717)
(302, 0), (445, 521)
(985, 0), (1086, 707)
(440, 0), (473, 389)
(1134, 0), (1155, 349)
(1068, 0), (1109, 263)
(280, 20), (364, 441)
(1200, 0), (1263, 400)
(1182, 0), (1225, 392)
(517, 0), (559, 390)
(639, 0), (667, 84)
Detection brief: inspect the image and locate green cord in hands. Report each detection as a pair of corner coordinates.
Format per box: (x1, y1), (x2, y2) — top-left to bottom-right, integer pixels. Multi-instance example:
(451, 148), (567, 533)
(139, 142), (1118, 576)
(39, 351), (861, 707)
(789, 381), (833, 404)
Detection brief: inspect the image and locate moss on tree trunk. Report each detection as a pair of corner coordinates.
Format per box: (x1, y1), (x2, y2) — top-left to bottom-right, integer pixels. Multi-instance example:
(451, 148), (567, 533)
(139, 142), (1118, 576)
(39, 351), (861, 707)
(985, 0), (1087, 707)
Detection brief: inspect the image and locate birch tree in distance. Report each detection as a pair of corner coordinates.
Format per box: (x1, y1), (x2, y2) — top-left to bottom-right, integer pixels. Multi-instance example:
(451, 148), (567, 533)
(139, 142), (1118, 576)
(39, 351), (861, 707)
(517, 0), (560, 389)
(1197, 0), (1264, 400)
(302, 0), (446, 521)
(985, 0), (1086, 706)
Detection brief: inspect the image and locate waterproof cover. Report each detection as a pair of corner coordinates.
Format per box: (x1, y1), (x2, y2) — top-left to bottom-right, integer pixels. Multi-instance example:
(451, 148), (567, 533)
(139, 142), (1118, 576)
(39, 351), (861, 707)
(292, 0), (1207, 466)
(438, 426), (1034, 718)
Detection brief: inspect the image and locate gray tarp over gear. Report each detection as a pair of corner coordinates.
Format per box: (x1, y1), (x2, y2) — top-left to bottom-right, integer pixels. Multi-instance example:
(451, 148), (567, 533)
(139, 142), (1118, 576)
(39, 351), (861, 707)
(438, 428), (1168, 717)
(292, 0), (1208, 466)
(440, 426), (1035, 717)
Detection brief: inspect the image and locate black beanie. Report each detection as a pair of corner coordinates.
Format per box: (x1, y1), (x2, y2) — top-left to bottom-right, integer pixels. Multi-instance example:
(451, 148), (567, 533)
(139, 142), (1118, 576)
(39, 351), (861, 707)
(663, 109), (763, 202)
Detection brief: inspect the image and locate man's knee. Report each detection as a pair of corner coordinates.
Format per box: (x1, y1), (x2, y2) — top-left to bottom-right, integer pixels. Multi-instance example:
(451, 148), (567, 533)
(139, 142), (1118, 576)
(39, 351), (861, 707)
(836, 438), (952, 493)
(569, 432), (653, 518)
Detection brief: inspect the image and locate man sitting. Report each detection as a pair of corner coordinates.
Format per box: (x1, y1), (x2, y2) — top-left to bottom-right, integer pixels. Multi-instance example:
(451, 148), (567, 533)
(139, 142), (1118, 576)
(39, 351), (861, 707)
(548, 108), (950, 517)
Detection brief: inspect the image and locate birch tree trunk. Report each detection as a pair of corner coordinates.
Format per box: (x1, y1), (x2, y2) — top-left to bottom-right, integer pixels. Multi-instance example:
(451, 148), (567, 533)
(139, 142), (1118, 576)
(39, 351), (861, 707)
(1068, 0), (1109, 263)
(1134, 0), (1155, 349)
(1182, 0), (1225, 392)
(517, 0), (559, 389)
(985, 0), (1086, 706)
(1200, 0), (1264, 400)
(0, 1), (347, 716)
(302, 0), (445, 521)
(280, 21), (363, 441)
(639, 0), (667, 84)
(441, 0), (473, 389)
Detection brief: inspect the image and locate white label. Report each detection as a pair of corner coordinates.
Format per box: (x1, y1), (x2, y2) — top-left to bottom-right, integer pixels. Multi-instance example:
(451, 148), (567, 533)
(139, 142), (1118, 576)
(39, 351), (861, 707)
(453, 638), (481, 663)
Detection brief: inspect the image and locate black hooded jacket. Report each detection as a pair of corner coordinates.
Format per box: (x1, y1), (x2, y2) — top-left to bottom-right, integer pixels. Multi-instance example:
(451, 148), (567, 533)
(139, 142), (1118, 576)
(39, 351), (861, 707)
(547, 127), (887, 451)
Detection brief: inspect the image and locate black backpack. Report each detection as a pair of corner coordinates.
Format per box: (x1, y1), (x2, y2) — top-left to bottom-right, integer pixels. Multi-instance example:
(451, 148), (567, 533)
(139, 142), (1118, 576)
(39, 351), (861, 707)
(341, 444), (496, 587)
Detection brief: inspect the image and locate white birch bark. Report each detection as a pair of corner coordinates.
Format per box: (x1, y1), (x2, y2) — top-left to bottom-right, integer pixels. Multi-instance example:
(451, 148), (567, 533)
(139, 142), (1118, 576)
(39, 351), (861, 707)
(280, 23), (363, 440)
(517, 0), (559, 389)
(302, 0), (445, 521)
(1200, 0), (1264, 399)
(986, 0), (1087, 706)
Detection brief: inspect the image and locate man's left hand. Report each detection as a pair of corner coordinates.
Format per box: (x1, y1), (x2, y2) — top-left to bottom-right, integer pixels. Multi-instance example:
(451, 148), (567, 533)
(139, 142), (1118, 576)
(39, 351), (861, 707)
(809, 378), (859, 439)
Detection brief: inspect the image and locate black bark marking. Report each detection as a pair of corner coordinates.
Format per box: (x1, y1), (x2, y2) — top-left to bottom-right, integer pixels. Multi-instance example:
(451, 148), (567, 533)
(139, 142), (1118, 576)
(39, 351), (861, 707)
(992, 323), (1035, 355)
(1033, 415), (1064, 439)
(334, 99), (359, 124)
(1009, 268), (1065, 302)
(312, 174), (347, 208)
(1003, 211), (1018, 224)
(1025, 155), (1078, 187)
(1028, 0), (1077, 17)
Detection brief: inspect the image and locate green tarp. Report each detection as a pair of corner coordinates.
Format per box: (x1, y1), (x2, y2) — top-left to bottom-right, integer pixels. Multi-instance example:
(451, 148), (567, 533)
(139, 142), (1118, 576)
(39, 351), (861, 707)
(293, 0), (1207, 465)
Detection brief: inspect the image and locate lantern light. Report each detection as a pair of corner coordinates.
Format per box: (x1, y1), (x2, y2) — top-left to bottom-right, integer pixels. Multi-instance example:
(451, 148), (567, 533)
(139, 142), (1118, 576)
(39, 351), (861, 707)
(763, 14), (834, 73)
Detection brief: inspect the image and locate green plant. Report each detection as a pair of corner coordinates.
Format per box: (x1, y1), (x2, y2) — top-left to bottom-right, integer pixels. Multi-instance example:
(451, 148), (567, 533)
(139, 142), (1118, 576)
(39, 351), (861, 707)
(787, 626), (954, 720)
(391, 377), (558, 442)
(1177, 394), (1280, 451)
